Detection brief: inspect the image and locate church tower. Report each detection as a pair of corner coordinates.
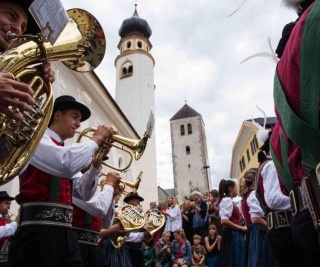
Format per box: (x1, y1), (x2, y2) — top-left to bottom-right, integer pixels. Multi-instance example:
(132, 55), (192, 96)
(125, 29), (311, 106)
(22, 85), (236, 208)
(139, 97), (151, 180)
(115, 5), (157, 206)
(170, 104), (211, 203)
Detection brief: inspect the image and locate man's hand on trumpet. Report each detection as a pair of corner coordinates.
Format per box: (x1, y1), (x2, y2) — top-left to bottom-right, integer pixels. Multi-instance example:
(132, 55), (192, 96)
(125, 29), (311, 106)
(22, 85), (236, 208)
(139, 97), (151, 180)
(104, 171), (121, 187)
(91, 125), (118, 146)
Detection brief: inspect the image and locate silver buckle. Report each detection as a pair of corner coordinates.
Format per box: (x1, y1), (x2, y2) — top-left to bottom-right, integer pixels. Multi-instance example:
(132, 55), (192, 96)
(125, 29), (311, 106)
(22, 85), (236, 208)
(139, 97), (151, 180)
(275, 211), (289, 228)
(267, 212), (273, 230)
(289, 190), (297, 217)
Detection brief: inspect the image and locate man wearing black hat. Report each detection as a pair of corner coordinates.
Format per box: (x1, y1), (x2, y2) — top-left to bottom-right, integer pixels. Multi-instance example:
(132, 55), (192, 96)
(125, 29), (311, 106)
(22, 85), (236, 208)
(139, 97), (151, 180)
(8, 95), (117, 267)
(0, 0), (56, 121)
(0, 191), (16, 267)
(123, 192), (151, 267)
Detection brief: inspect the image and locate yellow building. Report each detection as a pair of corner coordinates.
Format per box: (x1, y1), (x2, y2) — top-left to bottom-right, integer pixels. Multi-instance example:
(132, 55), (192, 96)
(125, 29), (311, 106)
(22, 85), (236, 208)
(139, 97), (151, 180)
(230, 117), (277, 180)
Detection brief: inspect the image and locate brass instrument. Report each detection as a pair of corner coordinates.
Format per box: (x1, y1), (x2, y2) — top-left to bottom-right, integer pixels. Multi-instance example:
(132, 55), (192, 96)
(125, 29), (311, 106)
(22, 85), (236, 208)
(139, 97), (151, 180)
(99, 171), (143, 196)
(7, 211), (17, 222)
(0, 8), (106, 185)
(109, 204), (146, 248)
(143, 208), (166, 239)
(76, 128), (150, 172)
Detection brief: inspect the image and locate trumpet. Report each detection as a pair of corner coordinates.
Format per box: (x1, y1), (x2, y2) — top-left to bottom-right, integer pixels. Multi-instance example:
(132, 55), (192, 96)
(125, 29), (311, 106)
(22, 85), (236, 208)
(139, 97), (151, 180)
(99, 171), (143, 196)
(76, 128), (150, 172)
(7, 211), (17, 222)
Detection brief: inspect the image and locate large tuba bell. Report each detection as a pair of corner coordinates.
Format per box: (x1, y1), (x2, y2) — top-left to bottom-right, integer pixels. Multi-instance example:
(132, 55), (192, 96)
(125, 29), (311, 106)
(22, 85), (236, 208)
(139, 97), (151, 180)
(0, 9), (106, 185)
(109, 204), (146, 248)
(76, 128), (150, 172)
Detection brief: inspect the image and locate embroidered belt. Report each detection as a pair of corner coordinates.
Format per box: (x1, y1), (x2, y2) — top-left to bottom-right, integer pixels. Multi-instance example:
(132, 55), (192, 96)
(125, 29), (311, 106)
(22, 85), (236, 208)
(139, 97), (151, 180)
(73, 227), (99, 246)
(289, 187), (308, 216)
(267, 210), (291, 230)
(19, 202), (73, 228)
(0, 239), (10, 262)
(300, 170), (320, 229)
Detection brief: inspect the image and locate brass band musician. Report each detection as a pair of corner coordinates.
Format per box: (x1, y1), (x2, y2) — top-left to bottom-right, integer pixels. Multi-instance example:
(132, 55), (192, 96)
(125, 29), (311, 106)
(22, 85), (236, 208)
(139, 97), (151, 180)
(8, 95), (117, 267)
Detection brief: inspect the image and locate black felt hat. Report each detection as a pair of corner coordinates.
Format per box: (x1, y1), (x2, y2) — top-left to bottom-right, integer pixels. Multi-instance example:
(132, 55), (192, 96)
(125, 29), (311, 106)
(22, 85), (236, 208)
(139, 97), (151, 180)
(10, 0), (40, 35)
(123, 192), (144, 203)
(0, 191), (14, 201)
(53, 95), (91, 122)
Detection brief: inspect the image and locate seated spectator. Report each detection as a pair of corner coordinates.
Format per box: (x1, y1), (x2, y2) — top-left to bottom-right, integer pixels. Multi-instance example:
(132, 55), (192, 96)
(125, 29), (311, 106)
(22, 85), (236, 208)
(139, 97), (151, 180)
(171, 229), (191, 267)
(204, 224), (220, 267)
(191, 234), (206, 267)
(143, 239), (156, 267)
(155, 231), (171, 267)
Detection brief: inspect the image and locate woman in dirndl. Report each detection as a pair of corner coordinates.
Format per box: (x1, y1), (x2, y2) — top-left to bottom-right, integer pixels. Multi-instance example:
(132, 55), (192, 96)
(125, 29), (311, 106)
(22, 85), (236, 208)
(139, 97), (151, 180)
(240, 167), (277, 267)
(218, 179), (246, 267)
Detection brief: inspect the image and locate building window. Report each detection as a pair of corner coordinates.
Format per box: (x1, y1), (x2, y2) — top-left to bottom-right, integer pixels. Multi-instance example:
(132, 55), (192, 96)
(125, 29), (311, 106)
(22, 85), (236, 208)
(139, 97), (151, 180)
(250, 134), (259, 155)
(186, 146), (190, 155)
(121, 63), (133, 78)
(246, 149), (250, 162)
(180, 125), (185, 136)
(128, 65), (133, 75)
(137, 41), (142, 48)
(126, 41), (131, 49)
(187, 123), (192, 134)
(239, 156), (246, 172)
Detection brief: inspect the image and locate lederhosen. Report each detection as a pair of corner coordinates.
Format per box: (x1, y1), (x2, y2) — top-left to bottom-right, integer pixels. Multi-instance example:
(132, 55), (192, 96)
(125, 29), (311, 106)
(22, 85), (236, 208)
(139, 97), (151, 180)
(8, 139), (82, 267)
(72, 204), (107, 267)
(271, 0), (320, 265)
(0, 218), (10, 267)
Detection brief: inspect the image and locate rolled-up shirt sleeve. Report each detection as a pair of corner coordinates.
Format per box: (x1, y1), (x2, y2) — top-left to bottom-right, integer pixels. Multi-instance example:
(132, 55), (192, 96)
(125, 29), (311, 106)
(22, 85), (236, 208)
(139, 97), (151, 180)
(219, 197), (233, 219)
(247, 191), (265, 218)
(72, 184), (114, 216)
(262, 161), (291, 210)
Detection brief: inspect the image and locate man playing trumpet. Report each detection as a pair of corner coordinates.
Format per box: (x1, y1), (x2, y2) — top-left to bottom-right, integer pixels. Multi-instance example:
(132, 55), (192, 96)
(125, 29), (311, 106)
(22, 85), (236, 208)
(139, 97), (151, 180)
(72, 171), (121, 267)
(8, 95), (117, 267)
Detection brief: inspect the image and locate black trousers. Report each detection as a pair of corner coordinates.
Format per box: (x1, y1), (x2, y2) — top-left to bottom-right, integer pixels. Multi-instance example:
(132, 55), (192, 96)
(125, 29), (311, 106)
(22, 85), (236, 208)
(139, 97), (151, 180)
(79, 243), (107, 267)
(8, 225), (83, 267)
(126, 244), (145, 267)
(267, 225), (308, 267)
(291, 209), (320, 267)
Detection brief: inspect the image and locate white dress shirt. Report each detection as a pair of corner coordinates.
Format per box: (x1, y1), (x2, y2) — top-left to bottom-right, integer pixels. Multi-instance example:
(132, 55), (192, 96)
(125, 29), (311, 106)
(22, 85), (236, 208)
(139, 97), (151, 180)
(247, 191), (265, 218)
(261, 159), (291, 211)
(28, 129), (100, 201)
(72, 184), (114, 217)
(0, 216), (17, 238)
(164, 205), (182, 232)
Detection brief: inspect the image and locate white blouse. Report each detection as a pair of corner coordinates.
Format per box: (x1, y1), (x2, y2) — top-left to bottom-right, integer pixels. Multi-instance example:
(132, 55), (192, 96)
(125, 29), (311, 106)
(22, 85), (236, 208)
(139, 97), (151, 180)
(247, 191), (265, 218)
(164, 205), (182, 232)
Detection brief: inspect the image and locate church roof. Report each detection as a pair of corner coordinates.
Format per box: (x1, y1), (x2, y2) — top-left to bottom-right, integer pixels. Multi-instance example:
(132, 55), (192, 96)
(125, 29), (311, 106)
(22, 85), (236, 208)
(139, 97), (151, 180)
(119, 7), (152, 38)
(170, 104), (202, 121)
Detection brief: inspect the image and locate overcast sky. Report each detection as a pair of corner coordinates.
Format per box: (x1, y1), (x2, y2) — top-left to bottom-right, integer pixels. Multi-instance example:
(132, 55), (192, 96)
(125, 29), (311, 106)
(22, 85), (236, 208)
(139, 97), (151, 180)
(62, 0), (297, 189)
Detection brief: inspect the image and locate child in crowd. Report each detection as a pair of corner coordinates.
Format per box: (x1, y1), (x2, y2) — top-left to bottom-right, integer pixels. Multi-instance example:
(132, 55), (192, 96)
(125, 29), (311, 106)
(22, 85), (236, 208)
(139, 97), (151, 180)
(155, 231), (171, 267)
(143, 239), (156, 267)
(191, 234), (207, 267)
(204, 224), (220, 267)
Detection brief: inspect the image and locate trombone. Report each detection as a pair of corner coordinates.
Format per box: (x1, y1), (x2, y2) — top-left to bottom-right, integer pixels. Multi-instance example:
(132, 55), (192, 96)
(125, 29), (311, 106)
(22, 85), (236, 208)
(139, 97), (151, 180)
(76, 128), (150, 172)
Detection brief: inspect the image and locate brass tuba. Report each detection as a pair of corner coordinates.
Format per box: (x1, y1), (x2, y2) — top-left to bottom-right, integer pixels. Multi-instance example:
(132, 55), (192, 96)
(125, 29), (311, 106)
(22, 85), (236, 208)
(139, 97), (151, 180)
(76, 128), (150, 172)
(109, 204), (146, 248)
(0, 9), (106, 185)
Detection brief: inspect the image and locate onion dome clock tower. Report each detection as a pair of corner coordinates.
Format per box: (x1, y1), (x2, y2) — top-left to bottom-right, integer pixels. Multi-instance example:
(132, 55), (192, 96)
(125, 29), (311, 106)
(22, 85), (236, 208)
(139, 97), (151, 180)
(115, 4), (157, 205)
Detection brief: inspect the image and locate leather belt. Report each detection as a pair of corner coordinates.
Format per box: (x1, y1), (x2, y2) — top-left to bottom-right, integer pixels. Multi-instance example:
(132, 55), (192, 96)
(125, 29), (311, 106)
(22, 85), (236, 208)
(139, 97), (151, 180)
(19, 202), (73, 228)
(289, 187), (307, 216)
(0, 239), (9, 262)
(267, 210), (291, 230)
(73, 227), (99, 246)
(125, 241), (142, 249)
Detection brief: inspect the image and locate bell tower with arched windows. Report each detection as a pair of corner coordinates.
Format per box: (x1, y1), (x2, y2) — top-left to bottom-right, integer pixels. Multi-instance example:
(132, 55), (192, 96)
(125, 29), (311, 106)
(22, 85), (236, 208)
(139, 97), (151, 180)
(170, 103), (211, 202)
(115, 5), (157, 206)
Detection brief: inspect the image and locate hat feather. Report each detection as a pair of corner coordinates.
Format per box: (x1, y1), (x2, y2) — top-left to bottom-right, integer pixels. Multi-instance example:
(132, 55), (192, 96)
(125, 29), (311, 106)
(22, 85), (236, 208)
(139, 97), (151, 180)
(251, 106), (270, 143)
